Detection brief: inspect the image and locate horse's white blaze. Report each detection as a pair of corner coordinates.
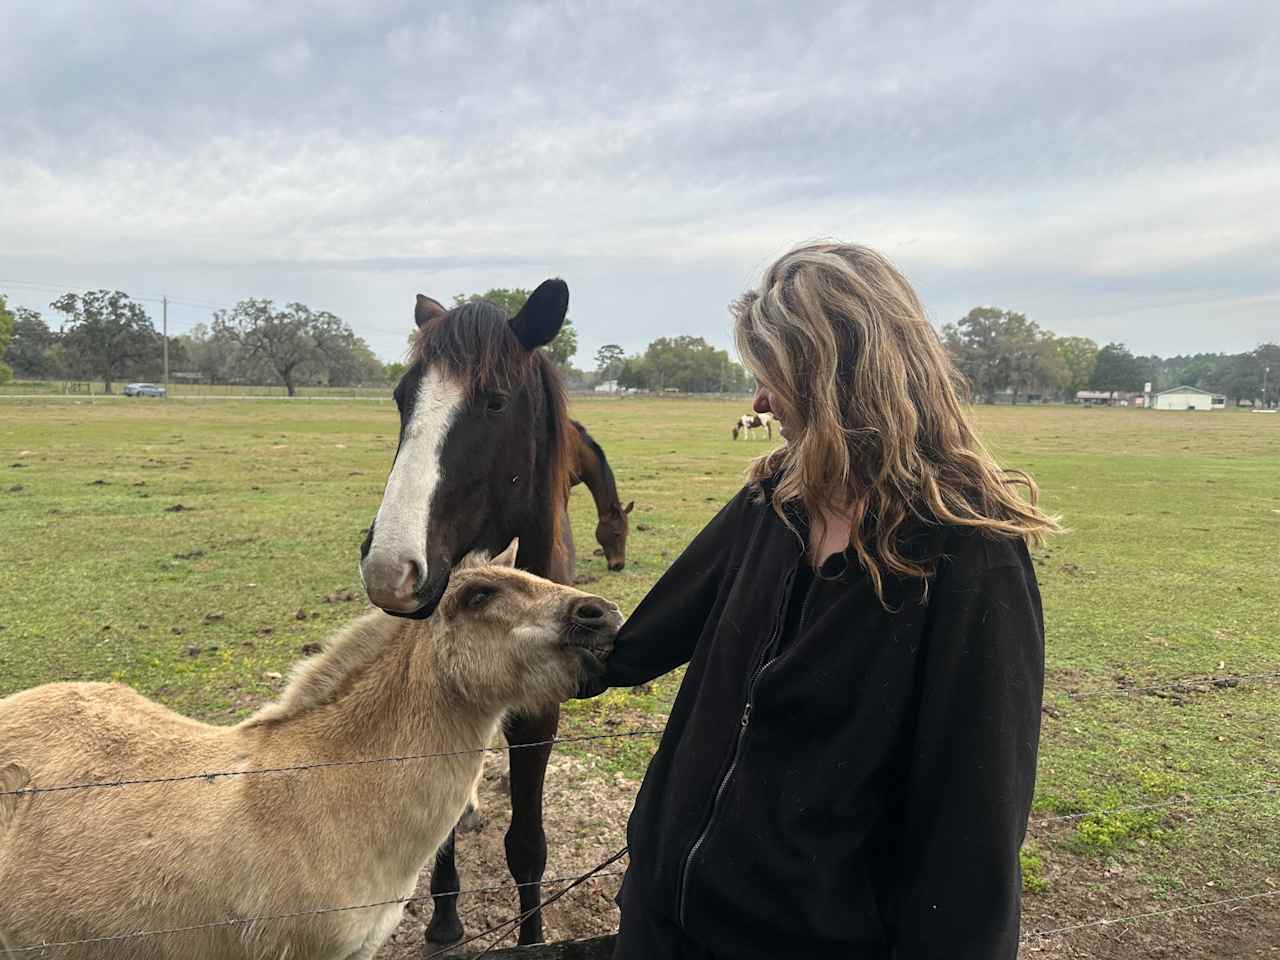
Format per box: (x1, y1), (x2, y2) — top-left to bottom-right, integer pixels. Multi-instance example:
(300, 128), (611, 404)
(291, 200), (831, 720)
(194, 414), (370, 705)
(364, 368), (465, 593)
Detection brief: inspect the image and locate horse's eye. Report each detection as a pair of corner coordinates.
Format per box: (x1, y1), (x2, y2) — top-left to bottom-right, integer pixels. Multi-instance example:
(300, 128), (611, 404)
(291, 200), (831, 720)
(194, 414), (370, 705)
(485, 393), (509, 414)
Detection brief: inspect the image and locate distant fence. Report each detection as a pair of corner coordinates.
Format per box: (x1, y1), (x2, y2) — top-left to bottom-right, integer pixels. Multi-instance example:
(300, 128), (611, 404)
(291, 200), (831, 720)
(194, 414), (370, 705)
(0, 379), (392, 400)
(1, 381), (760, 402)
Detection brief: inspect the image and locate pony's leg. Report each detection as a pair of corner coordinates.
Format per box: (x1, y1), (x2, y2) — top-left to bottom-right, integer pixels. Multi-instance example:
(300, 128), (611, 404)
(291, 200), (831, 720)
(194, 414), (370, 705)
(424, 828), (464, 949)
(505, 707), (560, 945)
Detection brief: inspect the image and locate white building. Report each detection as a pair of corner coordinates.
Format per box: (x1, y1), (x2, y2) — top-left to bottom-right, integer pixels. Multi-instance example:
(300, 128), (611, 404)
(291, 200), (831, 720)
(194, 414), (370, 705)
(593, 379), (620, 394)
(1154, 386), (1227, 411)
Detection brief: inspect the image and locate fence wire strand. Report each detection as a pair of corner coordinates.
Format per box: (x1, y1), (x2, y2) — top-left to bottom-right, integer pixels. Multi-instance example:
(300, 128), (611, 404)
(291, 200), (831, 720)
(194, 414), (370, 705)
(3, 664), (1278, 953)
(0, 728), (665, 799)
(1030, 783), (1280, 827)
(8, 865), (629, 955)
(1021, 888), (1280, 942)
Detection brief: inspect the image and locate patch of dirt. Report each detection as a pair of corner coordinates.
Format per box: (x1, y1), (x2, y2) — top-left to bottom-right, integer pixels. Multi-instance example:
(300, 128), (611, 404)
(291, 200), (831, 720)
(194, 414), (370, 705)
(164, 503), (192, 512)
(1021, 870), (1279, 958)
(375, 752), (633, 959)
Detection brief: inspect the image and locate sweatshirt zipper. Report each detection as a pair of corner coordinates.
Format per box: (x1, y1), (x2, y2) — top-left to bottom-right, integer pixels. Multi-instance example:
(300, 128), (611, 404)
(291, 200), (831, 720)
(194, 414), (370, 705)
(677, 565), (800, 926)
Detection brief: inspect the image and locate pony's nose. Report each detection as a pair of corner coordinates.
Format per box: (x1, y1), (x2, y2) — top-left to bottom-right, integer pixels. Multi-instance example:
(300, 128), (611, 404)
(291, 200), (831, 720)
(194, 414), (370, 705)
(362, 554), (424, 612)
(608, 560), (625, 572)
(570, 596), (615, 629)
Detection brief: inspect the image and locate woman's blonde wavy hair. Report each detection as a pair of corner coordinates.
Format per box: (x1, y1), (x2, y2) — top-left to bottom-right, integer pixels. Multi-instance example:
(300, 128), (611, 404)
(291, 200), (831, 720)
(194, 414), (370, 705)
(733, 241), (1060, 602)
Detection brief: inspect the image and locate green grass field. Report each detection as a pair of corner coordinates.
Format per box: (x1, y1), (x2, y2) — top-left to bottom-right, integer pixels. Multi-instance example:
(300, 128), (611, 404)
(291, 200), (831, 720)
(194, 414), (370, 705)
(2, 397), (1277, 944)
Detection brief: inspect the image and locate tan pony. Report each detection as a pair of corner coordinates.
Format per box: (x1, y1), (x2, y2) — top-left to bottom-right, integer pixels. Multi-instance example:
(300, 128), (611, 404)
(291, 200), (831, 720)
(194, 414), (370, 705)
(0, 542), (620, 960)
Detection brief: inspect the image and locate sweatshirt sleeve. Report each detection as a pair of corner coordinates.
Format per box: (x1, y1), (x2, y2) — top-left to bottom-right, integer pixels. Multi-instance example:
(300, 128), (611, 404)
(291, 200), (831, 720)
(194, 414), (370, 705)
(591, 486), (751, 691)
(891, 546), (1044, 960)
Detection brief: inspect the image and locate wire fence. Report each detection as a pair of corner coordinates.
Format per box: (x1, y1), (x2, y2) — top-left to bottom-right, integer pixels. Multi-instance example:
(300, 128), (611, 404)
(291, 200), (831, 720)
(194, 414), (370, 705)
(3, 666), (1277, 955)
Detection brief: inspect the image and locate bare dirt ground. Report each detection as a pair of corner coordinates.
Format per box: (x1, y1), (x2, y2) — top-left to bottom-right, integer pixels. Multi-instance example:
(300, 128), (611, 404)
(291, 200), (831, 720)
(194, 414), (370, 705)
(374, 753), (1279, 959)
(376, 752), (632, 959)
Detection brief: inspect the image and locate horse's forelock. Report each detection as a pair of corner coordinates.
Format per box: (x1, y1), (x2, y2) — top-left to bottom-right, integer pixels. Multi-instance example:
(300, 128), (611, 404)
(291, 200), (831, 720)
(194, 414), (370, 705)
(410, 300), (528, 396)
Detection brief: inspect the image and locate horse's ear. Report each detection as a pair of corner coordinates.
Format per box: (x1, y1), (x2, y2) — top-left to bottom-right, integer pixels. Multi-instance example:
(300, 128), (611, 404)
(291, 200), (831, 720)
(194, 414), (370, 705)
(415, 294), (447, 329)
(490, 538), (519, 568)
(623, 501), (635, 514)
(509, 279), (568, 350)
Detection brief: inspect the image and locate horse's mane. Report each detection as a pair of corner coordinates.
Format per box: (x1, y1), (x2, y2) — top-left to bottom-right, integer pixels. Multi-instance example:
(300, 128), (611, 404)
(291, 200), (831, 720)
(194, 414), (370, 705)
(571, 420), (621, 507)
(412, 298), (574, 532)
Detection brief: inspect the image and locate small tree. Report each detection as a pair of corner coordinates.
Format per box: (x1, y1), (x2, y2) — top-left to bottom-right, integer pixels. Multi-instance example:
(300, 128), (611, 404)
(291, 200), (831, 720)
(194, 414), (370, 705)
(0, 295), (14, 384)
(1054, 336), (1099, 399)
(213, 300), (314, 396)
(3, 307), (61, 378)
(1090, 343), (1144, 393)
(51, 290), (159, 393)
(617, 356), (655, 391)
(594, 344), (625, 380)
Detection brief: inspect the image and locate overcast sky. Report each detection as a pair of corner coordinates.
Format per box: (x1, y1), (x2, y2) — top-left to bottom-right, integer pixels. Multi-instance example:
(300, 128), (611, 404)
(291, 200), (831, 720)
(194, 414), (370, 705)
(1, 1), (1276, 364)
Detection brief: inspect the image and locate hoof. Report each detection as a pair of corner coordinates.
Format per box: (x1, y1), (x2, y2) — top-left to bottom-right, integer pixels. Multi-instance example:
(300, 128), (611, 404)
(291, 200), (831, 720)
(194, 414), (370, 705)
(424, 916), (464, 951)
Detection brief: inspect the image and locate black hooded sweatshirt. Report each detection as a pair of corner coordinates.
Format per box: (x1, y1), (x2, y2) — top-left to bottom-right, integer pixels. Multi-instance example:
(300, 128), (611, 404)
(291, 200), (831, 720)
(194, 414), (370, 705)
(597, 479), (1044, 959)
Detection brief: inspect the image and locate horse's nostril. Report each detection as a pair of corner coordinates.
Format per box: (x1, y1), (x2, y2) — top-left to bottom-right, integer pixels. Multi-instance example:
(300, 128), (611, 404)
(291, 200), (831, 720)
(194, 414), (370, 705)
(399, 559), (423, 598)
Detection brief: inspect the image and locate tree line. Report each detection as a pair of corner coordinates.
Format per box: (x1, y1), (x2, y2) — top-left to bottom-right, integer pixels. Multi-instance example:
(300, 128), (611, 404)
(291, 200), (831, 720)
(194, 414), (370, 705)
(943, 307), (1279, 406)
(3, 288), (1274, 403)
(0, 290), (386, 395)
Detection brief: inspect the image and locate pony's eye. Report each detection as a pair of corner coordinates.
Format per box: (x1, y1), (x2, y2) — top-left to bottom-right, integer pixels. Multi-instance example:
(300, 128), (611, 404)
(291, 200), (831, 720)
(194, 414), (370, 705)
(465, 586), (497, 609)
(485, 393), (509, 414)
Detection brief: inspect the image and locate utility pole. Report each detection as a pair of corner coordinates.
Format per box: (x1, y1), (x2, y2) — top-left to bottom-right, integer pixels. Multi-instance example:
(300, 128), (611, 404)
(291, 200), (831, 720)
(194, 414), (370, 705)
(162, 296), (169, 397)
(1264, 365), (1270, 409)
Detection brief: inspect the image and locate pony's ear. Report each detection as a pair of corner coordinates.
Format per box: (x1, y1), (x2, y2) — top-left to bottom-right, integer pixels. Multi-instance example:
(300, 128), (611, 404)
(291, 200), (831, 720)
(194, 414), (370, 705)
(623, 501), (635, 514)
(490, 538), (519, 568)
(415, 294), (447, 329)
(509, 279), (568, 350)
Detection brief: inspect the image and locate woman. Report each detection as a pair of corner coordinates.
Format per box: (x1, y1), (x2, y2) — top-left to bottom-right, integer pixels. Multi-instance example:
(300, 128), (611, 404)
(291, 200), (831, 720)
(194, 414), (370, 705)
(581, 243), (1059, 959)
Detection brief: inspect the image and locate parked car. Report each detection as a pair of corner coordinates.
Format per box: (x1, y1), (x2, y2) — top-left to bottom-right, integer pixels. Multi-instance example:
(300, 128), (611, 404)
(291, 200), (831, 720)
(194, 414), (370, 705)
(123, 382), (167, 397)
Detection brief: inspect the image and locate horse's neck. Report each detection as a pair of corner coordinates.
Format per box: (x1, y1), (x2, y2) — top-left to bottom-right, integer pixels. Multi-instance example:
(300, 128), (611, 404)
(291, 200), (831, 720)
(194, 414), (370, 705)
(577, 447), (618, 519)
(238, 627), (502, 893)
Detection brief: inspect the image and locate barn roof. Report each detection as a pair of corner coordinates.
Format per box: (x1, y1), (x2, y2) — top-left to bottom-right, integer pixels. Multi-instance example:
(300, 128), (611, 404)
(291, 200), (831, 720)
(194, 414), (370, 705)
(1156, 385), (1214, 396)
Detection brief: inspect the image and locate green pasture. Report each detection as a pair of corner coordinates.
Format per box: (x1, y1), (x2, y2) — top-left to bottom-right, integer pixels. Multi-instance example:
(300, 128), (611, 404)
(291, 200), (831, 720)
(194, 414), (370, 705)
(1, 397), (1277, 912)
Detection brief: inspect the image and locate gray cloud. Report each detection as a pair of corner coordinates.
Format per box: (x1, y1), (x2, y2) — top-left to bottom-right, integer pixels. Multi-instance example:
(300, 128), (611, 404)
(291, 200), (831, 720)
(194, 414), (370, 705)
(1, 0), (1277, 363)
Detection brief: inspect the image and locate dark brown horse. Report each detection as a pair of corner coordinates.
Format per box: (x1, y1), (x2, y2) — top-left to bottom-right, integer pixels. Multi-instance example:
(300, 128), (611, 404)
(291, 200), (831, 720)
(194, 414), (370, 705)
(359, 280), (576, 950)
(569, 419), (634, 572)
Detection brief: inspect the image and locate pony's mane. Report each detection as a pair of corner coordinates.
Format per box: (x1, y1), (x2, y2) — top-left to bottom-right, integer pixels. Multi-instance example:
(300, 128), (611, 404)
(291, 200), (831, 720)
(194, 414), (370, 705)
(240, 611), (410, 727)
(412, 297), (574, 528)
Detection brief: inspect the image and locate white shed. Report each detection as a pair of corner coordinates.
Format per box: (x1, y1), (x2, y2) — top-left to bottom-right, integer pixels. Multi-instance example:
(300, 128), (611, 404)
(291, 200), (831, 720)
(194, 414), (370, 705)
(1154, 386), (1226, 411)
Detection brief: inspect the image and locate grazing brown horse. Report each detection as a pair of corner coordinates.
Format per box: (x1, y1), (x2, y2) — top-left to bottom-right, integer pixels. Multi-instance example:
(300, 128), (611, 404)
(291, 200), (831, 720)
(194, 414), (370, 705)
(359, 280), (577, 950)
(569, 419), (634, 572)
